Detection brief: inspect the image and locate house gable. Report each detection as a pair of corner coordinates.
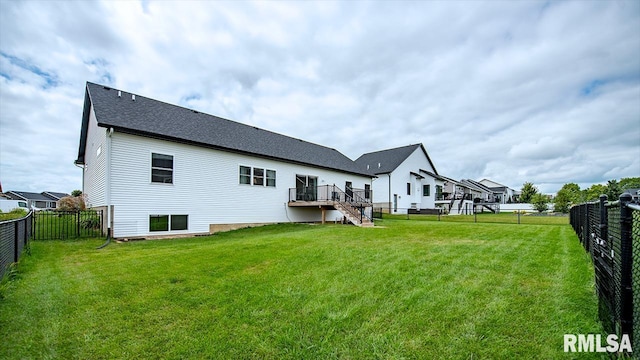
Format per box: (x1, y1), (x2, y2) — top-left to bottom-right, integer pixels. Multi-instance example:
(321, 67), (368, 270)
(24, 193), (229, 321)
(355, 143), (438, 176)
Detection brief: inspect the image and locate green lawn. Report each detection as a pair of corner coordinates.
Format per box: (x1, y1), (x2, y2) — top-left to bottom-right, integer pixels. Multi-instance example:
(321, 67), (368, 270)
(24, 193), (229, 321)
(1, 220), (601, 359)
(389, 211), (570, 225)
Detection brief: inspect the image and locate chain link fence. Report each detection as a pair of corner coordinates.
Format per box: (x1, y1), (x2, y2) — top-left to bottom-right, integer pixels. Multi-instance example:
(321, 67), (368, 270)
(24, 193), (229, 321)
(0, 211), (33, 280)
(570, 193), (640, 356)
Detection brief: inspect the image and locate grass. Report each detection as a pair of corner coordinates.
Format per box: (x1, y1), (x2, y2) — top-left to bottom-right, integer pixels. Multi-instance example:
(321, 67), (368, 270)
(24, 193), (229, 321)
(0, 220), (601, 359)
(0, 208), (28, 221)
(388, 211), (570, 225)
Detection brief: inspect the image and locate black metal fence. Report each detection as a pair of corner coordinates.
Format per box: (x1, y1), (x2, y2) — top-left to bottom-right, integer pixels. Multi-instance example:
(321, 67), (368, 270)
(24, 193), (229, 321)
(32, 210), (104, 240)
(570, 194), (640, 354)
(0, 211), (33, 280)
(376, 207), (569, 225)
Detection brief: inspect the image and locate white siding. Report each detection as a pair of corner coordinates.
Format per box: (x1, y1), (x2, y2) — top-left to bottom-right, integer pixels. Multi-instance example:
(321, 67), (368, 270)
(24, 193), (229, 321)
(108, 133), (370, 238)
(372, 147), (439, 213)
(82, 104), (107, 208)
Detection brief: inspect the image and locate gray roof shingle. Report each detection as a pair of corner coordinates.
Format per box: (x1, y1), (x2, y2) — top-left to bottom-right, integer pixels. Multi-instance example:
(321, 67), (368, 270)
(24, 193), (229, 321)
(76, 82), (372, 177)
(354, 144), (438, 176)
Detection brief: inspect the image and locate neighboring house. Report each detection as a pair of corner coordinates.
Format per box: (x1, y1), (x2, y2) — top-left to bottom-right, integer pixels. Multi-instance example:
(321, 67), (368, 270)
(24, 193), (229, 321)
(5, 191), (70, 210)
(75, 82), (374, 239)
(622, 188), (640, 202)
(478, 179), (519, 203)
(354, 144), (443, 214)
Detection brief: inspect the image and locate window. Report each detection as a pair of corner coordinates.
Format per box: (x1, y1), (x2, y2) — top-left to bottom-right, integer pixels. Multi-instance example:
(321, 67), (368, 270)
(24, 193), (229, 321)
(407, 183), (411, 195)
(152, 153), (173, 183)
(150, 215), (188, 232)
(239, 166), (276, 187)
(239, 166), (251, 184)
(423, 184), (430, 196)
(150, 215), (169, 231)
(171, 215), (188, 230)
(253, 168), (264, 186)
(365, 184), (371, 199)
(266, 170), (276, 187)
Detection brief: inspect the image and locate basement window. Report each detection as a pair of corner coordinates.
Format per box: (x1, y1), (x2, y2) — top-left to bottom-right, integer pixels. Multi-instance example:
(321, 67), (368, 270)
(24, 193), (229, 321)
(150, 215), (169, 231)
(150, 214), (188, 232)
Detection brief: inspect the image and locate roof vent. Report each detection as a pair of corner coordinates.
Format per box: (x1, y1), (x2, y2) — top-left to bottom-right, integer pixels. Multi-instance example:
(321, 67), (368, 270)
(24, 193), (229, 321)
(131, 94), (136, 101)
(117, 90), (122, 98)
(378, 163), (381, 168)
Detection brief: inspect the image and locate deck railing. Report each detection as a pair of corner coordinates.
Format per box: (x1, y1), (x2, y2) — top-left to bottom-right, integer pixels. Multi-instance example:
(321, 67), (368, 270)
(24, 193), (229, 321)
(288, 185), (372, 205)
(288, 184), (373, 224)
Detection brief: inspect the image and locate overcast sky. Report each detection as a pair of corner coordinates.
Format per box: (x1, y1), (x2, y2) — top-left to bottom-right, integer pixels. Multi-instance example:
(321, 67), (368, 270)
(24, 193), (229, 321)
(0, 0), (638, 195)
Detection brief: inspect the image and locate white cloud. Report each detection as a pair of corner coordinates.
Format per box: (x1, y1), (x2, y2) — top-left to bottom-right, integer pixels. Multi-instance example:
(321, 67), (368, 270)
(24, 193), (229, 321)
(0, 0), (638, 194)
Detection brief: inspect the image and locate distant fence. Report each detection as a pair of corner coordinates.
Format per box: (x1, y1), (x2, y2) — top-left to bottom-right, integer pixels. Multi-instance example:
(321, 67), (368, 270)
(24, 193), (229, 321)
(0, 211), (33, 280)
(570, 194), (640, 354)
(374, 207), (568, 225)
(32, 210), (104, 240)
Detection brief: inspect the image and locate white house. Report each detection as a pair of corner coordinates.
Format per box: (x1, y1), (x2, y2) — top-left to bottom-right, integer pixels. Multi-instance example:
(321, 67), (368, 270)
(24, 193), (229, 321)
(75, 82), (374, 239)
(478, 179), (519, 204)
(354, 144), (443, 214)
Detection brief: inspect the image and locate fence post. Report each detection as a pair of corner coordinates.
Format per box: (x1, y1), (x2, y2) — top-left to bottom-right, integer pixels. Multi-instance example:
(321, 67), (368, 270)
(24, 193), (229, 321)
(599, 195), (608, 247)
(619, 193), (633, 338)
(14, 220), (19, 262)
(75, 211), (79, 238)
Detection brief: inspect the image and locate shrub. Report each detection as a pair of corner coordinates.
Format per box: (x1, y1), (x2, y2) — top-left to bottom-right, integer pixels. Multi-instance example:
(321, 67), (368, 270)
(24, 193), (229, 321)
(531, 193), (549, 213)
(81, 217), (101, 230)
(58, 196), (86, 212)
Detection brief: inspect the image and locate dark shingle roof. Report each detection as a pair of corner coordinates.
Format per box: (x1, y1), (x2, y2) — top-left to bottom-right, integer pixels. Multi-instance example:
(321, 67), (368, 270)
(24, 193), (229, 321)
(6, 191), (61, 201)
(354, 144), (438, 176)
(460, 179), (495, 193)
(43, 192), (70, 200)
(76, 82), (371, 177)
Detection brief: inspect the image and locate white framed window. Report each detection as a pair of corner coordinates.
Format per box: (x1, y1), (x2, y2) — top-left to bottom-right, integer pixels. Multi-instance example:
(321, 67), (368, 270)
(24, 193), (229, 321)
(151, 153), (173, 184)
(266, 170), (276, 187)
(239, 166), (251, 184)
(253, 168), (264, 186)
(239, 166), (276, 187)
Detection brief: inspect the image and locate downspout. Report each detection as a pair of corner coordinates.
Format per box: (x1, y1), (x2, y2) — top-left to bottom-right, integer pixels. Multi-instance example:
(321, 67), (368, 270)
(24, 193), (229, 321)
(106, 127), (113, 237)
(388, 173), (392, 214)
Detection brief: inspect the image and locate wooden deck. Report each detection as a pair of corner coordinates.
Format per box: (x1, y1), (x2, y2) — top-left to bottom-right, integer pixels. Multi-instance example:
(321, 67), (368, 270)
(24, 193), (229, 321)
(287, 200), (337, 208)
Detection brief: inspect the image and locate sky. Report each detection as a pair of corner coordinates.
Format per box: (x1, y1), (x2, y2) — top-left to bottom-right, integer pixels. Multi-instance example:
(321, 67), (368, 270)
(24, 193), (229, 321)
(0, 0), (638, 195)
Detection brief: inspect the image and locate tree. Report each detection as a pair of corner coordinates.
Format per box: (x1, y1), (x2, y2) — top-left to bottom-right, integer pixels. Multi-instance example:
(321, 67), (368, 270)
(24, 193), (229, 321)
(71, 190), (83, 197)
(531, 193), (549, 213)
(619, 177), (640, 190)
(584, 184), (607, 202)
(520, 182), (538, 203)
(553, 190), (572, 213)
(606, 179), (622, 200)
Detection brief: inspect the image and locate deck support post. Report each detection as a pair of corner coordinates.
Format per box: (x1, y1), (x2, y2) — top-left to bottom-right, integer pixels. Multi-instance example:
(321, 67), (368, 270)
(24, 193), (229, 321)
(320, 206), (326, 224)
